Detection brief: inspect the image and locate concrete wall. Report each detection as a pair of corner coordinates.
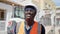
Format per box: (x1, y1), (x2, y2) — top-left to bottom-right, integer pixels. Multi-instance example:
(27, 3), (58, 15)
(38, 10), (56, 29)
(55, 26), (60, 34)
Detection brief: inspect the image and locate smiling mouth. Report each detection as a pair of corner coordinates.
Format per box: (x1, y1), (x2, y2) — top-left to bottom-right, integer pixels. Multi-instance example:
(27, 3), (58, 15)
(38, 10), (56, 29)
(26, 14), (31, 18)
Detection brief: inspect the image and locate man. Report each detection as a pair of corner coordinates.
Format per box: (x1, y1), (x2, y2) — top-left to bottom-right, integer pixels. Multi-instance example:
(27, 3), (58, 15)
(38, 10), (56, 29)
(18, 5), (45, 34)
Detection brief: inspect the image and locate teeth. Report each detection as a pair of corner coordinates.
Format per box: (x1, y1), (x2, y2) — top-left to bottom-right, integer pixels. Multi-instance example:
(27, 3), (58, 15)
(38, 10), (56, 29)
(26, 14), (30, 16)
(26, 14), (31, 18)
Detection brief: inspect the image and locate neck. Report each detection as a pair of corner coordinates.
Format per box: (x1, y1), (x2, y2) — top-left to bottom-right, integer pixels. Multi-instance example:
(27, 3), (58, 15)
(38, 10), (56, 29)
(25, 19), (34, 26)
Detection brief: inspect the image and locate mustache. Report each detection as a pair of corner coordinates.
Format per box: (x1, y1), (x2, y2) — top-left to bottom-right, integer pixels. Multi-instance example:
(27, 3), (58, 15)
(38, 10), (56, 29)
(25, 13), (33, 15)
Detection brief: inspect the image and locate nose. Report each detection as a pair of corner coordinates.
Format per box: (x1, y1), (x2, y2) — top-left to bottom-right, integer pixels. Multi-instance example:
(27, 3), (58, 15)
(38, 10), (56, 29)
(27, 10), (31, 13)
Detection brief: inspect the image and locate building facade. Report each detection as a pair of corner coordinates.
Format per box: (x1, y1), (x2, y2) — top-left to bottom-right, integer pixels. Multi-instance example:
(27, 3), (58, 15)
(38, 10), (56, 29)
(32, 0), (56, 34)
(0, 0), (56, 34)
(55, 6), (60, 34)
(0, 0), (24, 34)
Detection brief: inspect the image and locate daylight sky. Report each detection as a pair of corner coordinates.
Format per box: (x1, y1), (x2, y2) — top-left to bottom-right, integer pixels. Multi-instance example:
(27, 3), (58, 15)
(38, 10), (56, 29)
(52, 0), (60, 6)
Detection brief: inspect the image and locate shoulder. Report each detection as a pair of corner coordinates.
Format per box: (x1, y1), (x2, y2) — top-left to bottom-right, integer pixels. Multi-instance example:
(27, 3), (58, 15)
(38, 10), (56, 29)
(40, 24), (44, 27)
(20, 21), (25, 27)
(40, 24), (45, 30)
(40, 24), (45, 34)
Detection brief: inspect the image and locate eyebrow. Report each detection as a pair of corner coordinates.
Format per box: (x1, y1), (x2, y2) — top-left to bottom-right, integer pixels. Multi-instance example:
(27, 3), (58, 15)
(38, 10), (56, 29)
(25, 8), (35, 11)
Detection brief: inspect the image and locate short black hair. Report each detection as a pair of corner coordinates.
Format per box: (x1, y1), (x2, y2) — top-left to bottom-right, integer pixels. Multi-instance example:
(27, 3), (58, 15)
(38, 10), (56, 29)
(24, 5), (37, 14)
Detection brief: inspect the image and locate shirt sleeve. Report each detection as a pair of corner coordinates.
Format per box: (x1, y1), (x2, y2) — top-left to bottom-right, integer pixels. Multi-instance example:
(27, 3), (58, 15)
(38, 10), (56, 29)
(41, 24), (45, 34)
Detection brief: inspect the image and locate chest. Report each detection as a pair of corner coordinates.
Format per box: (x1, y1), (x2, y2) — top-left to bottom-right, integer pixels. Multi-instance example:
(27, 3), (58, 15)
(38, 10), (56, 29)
(24, 23), (38, 34)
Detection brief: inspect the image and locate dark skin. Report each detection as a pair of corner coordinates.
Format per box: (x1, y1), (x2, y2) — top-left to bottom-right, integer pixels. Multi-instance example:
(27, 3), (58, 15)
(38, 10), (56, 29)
(24, 8), (36, 26)
(24, 7), (45, 34)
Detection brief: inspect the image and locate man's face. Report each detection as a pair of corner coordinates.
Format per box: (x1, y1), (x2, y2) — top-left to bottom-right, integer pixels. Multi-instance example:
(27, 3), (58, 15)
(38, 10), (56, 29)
(24, 8), (36, 20)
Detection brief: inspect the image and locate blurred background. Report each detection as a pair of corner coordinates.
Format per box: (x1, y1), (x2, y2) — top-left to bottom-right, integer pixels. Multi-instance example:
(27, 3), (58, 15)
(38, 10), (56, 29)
(0, 0), (60, 34)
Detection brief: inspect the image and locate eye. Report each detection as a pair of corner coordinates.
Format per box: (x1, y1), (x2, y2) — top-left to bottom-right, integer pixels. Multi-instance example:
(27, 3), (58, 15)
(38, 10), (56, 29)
(30, 10), (33, 11)
(25, 10), (28, 11)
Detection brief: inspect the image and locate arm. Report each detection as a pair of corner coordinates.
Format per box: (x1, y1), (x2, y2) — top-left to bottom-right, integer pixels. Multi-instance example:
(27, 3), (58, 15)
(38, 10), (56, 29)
(41, 24), (45, 34)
